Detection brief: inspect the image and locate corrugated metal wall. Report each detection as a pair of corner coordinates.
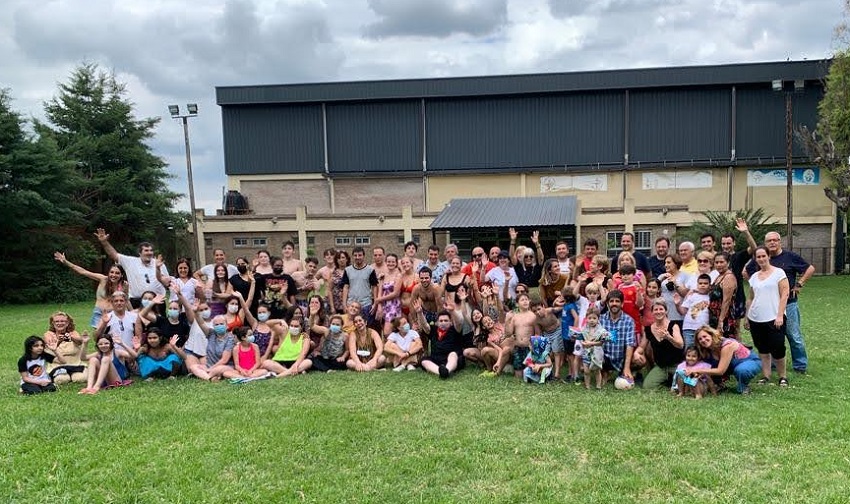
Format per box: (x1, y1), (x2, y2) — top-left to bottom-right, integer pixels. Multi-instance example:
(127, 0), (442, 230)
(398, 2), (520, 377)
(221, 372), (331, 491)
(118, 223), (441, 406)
(326, 101), (421, 173)
(629, 88), (731, 163)
(735, 85), (823, 160)
(222, 105), (324, 175)
(425, 92), (625, 171)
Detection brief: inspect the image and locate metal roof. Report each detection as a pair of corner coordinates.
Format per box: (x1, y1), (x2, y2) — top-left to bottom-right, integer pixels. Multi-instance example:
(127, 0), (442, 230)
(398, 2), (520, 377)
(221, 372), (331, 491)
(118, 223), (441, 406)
(430, 196), (577, 230)
(216, 60), (829, 105)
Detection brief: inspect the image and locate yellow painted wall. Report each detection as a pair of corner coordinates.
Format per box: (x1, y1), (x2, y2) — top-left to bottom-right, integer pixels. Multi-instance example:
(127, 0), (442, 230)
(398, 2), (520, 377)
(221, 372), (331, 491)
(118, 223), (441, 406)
(426, 174), (523, 212)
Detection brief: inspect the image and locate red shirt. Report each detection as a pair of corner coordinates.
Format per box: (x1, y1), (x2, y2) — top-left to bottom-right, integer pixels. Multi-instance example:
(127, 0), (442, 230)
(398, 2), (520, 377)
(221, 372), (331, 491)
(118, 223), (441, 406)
(461, 261), (496, 287)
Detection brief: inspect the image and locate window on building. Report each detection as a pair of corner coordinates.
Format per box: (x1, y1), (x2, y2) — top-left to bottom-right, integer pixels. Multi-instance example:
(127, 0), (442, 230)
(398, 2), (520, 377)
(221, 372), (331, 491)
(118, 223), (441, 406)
(606, 230), (652, 257)
(354, 235), (371, 246)
(252, 237), (267, 247)
(307, 235), (316, 246)
(233, 237), (249, 248)
(397, 234), (421, 245)
(335, 236), (352, 246)
(289, 236), (299, 247)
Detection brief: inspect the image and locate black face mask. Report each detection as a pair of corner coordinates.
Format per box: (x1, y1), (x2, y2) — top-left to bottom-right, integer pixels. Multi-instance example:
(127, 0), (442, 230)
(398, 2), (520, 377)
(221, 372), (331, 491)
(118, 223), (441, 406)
(272, 267), (284, 275)
(237, 264), (248, 274)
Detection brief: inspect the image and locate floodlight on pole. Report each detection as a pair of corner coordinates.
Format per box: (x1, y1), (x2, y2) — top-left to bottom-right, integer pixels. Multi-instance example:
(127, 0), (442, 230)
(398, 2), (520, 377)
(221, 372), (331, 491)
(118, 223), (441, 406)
(168, 103), (201, 268)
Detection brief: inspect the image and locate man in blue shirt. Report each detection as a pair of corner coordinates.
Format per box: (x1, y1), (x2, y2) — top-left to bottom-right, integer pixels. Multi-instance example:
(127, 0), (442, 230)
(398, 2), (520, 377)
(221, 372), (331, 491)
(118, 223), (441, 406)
(600, 290), (636, 383)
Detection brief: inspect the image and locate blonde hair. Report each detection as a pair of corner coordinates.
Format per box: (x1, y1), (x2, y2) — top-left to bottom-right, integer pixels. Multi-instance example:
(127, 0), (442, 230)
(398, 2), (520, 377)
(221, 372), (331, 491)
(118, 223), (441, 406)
(617, 251), (636, 267)
(592, 254), (609, 274)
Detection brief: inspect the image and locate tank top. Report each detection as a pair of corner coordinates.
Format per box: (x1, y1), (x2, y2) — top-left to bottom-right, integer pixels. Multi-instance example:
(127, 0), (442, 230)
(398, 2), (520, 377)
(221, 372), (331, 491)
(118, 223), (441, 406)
(226, 314), (243, 332)
(273, 333), (304, 362)
(236, 344), (257, 369)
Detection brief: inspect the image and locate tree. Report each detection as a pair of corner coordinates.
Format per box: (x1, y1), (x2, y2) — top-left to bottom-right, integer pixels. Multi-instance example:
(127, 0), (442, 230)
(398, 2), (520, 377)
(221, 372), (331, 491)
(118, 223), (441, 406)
(0, 89), (92, 303)
(676, 208), (784, 251)
(35, 63), (184, 257)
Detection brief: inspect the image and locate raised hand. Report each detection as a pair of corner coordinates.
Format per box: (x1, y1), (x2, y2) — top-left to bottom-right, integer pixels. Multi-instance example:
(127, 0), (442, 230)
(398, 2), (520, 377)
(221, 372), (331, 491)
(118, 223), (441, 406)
(531, 230), (540, 244)
(94, 228), (110, 242)
(509, 227), (518, 241)
(54, 251), (66, 264)
(169, 335), (179, 348)
(156, 254), (164, 269)
(735, 218), (749, 233)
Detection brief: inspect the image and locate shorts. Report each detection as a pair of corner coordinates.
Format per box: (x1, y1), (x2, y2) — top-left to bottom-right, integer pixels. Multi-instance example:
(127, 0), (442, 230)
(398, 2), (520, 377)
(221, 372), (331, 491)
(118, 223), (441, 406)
(422, 352), (465, 370)
(602, 356), (623, 374)
(275, 359), (297, 368)
(90, 306), (105, 328)
(544, 327), (564, 353)
(512, 346), (530, 370)
(462, 332), (475, 349)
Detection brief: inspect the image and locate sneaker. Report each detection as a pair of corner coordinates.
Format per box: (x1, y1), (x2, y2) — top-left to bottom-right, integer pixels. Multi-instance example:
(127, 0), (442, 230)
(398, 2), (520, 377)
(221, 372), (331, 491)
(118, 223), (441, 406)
(406, 364), (417, 371)
(438, 365), (449, 379)
(393, 364), (405, 372)
(778, 377), (789, 387)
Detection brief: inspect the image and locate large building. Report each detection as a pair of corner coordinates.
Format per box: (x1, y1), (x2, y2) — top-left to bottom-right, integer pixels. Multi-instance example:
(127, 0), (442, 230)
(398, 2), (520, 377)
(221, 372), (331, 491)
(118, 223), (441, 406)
(198, 59), (836, 271)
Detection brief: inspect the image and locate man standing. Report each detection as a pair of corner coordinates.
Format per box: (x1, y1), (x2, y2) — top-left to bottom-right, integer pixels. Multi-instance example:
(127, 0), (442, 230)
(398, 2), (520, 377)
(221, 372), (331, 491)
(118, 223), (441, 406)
(195, 248), (238, 281)
(553, 240), (573, 276)
(700, 234), (717, 253)
(95, 228), (168, 309)
(420, 245), (445, 284)
(281, 241), (303, 275)
(462, 246), (496, 289)
(745, 231), (815, 373)
(599, 290), (636, 383)
(612, 232), (650, 276)
(678, 241), (698, 274)
(371, 246), (388, 280)
(572, 238), (599, 278)
(648, 236), (670, 279)
(488, 246), (502, 264)
(342, 246), (379, 322)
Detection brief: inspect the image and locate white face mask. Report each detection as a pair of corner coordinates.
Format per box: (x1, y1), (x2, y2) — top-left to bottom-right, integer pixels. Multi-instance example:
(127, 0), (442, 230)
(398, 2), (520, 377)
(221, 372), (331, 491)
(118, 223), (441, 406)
(200, 309), (211, 320)
(227, 304), (239, 314)
(257, 312), (270, 322)
(289, 327), (301, 336)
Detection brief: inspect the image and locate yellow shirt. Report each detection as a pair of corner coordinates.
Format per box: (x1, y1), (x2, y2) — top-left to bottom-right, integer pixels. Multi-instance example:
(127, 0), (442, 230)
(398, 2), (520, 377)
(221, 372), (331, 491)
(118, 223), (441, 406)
(680, 259), (698, 275)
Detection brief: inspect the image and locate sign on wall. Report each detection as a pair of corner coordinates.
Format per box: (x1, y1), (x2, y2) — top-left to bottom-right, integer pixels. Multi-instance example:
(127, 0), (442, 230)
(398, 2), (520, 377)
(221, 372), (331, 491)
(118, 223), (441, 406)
(747, 168), (820, 187)
(641, 170), (713, 190)
(540, 174), (608, 193)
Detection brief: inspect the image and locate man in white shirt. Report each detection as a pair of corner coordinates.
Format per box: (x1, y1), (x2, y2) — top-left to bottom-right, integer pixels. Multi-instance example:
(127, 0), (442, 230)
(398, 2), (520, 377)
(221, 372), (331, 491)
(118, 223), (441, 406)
(96, 228), (168, 309)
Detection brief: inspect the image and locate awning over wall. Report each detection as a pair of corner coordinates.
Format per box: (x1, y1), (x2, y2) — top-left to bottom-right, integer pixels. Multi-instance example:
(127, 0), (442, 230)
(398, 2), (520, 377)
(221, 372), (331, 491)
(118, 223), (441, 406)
(430, 196), (577, 230)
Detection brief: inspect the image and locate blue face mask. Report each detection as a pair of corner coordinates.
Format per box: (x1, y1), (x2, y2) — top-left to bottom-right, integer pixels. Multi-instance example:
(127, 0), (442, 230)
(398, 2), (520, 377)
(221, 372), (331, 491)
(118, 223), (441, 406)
(213, 324), (227, 335)
(401, 323), (411, 332)
(141, 299), (152, 308)
(257, 312), (270, 322)
(330, 324), (341, 334)
(167, 309), (180, 319)
(246, 335), (255, 344)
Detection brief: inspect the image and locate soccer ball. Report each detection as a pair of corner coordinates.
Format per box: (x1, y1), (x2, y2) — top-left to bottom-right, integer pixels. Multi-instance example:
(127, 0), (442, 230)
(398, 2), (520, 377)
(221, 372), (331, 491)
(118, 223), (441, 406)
(614, 376), (635, 390)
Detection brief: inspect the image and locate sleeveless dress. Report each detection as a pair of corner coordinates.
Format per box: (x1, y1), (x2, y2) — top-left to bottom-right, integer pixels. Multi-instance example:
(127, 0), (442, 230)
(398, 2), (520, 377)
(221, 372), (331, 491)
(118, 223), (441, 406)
(380, 281), (402, 321)
(331, 270), (345, 314)
(253, 329), (272, 357)
(709, 272), (738, 340)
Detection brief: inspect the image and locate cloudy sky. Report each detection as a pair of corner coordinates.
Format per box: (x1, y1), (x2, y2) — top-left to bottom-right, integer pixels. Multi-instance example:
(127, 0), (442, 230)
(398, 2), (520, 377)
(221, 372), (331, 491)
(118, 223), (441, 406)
(0, 0), (841, 213)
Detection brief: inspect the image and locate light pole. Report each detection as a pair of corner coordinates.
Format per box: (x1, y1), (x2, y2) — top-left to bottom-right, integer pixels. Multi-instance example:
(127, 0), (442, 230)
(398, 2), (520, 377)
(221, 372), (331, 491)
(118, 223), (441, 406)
(772, 80), (802, 250)
(168, 104), (201, 268)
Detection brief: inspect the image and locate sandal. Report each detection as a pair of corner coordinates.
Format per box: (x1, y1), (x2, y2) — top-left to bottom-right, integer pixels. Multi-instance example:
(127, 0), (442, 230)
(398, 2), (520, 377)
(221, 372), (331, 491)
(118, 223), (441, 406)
(778, 377), (789, 387)
(756, 377), (770, 385)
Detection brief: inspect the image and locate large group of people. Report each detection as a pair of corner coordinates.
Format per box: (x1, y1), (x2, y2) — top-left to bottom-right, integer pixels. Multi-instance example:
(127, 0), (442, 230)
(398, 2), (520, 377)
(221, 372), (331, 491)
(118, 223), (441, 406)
(19, 222), (815, 398)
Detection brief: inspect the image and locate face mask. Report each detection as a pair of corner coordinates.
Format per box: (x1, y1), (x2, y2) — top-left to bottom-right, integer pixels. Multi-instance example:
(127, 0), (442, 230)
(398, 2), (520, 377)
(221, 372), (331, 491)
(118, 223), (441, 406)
(141, 299), (152, 308)
(437, 322), (451, 331)
(330, 324), (341, 334)
(227, 304), (239, 314)
(237, 264), (248, 274)
(272, 267), (284, 275)
(257, 312), (270, 322)
(401, 323), (411, 332)
(200, 309), (211, 320)
(246, 335), (255, 344)
(167, 309), (180, 319)
(213, 324), (227, 335)
(289, 327), (301, 336)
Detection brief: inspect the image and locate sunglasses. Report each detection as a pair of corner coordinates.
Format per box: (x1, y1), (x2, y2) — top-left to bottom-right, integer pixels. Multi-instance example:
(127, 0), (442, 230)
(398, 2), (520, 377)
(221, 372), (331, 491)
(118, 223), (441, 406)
(119, 320), (125, 332)
(698, 259), (710, 263)
(144, 274), (150, 284)
(472, 253), (483, 258)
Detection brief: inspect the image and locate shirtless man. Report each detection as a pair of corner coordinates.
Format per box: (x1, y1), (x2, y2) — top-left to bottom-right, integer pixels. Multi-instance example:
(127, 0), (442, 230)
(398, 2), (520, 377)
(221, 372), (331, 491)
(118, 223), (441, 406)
(532, 299), (565, 380)
(371, 246), (389, 281)
(494, 293), (536, 377)
(412, 268), (442, 325)
(316, 248), (336, 287)
(281, 241), (303, 275)
(291, 257), (323, 311)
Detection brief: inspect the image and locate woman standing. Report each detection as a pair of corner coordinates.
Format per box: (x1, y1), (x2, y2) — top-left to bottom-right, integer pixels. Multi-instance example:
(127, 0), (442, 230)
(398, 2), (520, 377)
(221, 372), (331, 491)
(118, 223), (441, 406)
(441, 257), (473, 304)
(228, 256), (258, 314)
(657, 254), (690, 326)
(54, 252), (128, 328)
(205, 264), (232, 317)
(329, 250), (350, 314)
(253, 250), (274, 276)
(157, 257), (202, 307)
(746, 246), (790, 387)
(372, 253), (402, 335)
(689, 326), (761, 394)
(708, 252), (739, 340)
(539, 259), (569, 307)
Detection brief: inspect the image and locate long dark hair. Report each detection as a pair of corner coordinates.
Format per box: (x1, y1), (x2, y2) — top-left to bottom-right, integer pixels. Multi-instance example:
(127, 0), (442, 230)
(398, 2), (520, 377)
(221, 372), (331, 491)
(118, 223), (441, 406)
(23, 335), (44, 359)
(105, 264), (128, 298)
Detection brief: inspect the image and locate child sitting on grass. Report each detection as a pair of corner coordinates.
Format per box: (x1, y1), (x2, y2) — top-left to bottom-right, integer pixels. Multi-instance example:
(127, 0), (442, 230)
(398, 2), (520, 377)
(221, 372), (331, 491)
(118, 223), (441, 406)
(18, 335), (72, 395)
(136, 328), (185, 381)
(78, 333), (134, 395)
(673, 346), (716, 399)
(522, 335), (552, 384)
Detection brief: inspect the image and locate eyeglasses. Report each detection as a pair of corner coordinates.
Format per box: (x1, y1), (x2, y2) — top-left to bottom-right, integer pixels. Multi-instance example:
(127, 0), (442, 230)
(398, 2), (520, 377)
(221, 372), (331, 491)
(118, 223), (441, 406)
(698, 259), (710, 263)
(472, 253), (483, 258)
(144, 274), (150, 284)
(524, 255), (534, 258)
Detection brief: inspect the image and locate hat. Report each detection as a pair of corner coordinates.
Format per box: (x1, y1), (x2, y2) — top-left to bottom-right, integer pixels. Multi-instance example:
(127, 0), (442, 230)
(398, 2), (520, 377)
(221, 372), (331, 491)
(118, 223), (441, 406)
(497, 250), (510, 259)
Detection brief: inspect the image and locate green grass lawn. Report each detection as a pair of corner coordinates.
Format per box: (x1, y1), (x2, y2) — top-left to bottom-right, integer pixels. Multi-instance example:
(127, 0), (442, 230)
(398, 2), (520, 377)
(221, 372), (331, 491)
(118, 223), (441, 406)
(3, 277), (850, 503)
